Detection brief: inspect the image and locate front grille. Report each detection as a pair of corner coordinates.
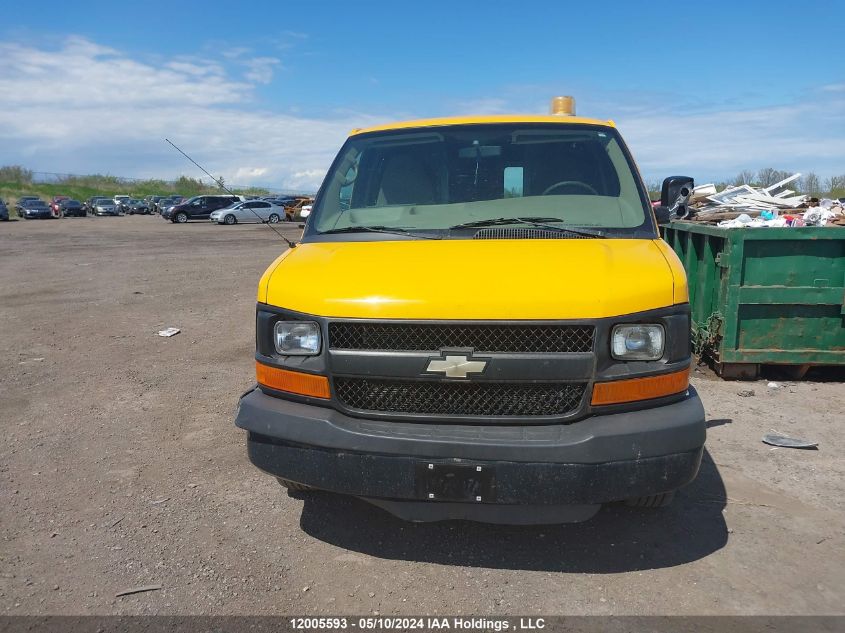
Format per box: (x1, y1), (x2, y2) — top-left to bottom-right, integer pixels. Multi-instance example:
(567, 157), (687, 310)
(329, 323), (594, 353)
(334, 378), (586, 417)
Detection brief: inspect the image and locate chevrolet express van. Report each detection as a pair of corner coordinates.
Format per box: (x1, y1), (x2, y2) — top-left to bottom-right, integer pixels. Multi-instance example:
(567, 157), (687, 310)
(235, 98), (706, 524)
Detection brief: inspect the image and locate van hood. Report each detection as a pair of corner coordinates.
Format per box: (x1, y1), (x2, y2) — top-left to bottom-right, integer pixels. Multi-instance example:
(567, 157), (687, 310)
(261, 239), (683, 320)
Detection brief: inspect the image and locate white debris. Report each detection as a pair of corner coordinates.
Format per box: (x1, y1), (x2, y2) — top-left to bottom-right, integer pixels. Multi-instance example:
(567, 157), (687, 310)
(157, 327), (181, 337)
(699, 174), (809, 214)
(803, 207), (838, 226)
(690, 183), (717, 202)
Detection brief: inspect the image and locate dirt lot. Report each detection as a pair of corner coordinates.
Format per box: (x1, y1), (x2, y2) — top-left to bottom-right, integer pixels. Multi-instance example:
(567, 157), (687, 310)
(1, 216), (843, 616)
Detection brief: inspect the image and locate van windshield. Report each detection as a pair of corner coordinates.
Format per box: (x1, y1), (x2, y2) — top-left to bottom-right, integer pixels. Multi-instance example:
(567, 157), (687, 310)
(307, 123), (654, 239)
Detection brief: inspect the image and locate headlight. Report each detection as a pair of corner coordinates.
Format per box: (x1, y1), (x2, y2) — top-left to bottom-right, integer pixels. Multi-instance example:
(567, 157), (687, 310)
(611, 324), (664, 360)
(274, 321), (321, 355)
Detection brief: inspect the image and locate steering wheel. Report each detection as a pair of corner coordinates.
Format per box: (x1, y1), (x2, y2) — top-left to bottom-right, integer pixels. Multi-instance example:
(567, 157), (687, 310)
(542, 180), (598, 196)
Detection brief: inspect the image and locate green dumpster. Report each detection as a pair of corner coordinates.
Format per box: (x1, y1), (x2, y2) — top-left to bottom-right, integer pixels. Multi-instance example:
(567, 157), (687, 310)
(661, 222), (845, 379)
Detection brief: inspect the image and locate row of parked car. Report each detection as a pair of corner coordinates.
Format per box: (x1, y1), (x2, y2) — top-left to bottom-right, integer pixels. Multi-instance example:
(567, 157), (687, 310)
(161, 194), (313, 224)
(0, 194), (184, 219)
(0, 193), (314, 223)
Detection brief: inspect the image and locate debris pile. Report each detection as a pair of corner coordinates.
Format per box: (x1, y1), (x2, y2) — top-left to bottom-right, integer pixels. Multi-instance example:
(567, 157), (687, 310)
(681, 173), (845, 228)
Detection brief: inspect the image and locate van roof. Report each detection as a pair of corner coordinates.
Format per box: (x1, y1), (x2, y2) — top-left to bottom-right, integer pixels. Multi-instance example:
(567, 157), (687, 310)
(350, 114), (615, 136)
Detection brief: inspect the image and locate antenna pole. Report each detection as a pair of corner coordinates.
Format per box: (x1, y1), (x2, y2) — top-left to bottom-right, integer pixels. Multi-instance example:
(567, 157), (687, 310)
(164, 138), (297, 249)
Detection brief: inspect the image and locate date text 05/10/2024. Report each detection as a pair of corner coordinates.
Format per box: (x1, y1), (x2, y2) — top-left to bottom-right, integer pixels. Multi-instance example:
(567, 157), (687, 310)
(289, 617), (546, 631)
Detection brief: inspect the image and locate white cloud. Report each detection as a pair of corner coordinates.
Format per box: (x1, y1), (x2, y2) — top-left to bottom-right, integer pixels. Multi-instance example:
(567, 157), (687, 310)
(221, 47), (250, 59)
(243, 56), (281, 84)
(232, 166), (269, 181)
(0, 37), (380, 190)
(2, 36), (842, 192)
(618, 96), (845, 182)
(0, 37), (249, 107)
(821, 83), (845, 93)
(165, 60), (225, 77)
(446, 86), (845, 182)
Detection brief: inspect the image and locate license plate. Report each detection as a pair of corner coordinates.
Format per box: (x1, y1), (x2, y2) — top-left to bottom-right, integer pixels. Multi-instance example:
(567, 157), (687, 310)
(415, 462), (495, 502)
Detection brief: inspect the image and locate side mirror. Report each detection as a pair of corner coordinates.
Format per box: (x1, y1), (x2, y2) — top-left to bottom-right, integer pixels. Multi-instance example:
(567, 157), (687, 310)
(654, 205), (671, 224)
(660, 176), (695, 219)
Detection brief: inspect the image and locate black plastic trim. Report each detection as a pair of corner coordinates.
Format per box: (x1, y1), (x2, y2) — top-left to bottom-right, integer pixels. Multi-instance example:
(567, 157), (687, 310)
(246, 437), (703, 505)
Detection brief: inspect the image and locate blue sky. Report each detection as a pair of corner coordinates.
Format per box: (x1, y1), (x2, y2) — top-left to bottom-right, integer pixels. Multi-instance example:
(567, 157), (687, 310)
(1, 0), (843, 191)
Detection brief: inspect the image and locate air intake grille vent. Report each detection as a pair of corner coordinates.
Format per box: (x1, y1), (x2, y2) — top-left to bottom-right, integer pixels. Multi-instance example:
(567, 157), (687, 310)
(334, 378), (586, 417)
(328, 323), (595, 353)
(473, 228), (592, 240)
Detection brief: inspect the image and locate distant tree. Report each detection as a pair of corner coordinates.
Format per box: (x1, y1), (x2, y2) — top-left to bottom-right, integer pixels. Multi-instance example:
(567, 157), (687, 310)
(0, 165), (33, 184)
(175, 175), (206, 195)
(824, 174), (845, 198)
(800, 172), (821, 196)
(757, 167), (793, 188)
(757, 168), (777, 187)
(733, 170), (755, 186)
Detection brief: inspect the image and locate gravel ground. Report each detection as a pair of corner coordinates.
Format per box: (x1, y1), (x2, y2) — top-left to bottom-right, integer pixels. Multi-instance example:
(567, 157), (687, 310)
(1, 216), (843, 616)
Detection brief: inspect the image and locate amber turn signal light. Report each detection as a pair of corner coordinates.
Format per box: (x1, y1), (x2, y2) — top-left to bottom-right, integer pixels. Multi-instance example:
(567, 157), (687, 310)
(256, 362), (331, 399)
(591, 368), (690, 406)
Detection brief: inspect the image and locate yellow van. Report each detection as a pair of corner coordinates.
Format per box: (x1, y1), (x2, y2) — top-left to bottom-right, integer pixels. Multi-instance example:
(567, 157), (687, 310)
(235, 98), (705, 524)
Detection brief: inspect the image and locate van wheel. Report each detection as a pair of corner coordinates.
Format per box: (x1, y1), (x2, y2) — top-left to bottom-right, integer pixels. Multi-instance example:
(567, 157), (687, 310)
(175, 212), (188, 223)
(268, 213), (280, 224)
(276, 477), (314, 492)
(625, 491), (675, 508)
(224, 214), (236, 225)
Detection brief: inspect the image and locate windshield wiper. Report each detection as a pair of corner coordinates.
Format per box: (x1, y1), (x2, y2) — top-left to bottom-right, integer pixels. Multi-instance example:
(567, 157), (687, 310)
(449, 216), (605, 238)
(317, 225), (441, 240)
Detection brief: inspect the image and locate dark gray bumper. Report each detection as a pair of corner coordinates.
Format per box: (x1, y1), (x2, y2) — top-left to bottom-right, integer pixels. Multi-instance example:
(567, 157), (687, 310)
(235, 386), (705, 505)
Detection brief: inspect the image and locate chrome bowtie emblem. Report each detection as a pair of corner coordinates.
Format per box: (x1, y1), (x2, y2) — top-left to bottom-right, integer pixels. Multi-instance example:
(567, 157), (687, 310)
(426, 354), (488, 379)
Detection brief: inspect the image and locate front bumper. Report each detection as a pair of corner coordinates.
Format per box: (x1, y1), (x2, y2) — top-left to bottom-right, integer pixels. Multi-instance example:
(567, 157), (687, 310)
(235, 386), (705, 507)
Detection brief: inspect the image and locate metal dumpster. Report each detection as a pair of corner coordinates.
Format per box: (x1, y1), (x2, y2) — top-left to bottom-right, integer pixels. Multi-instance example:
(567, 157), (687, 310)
(661, 222), (845, 378)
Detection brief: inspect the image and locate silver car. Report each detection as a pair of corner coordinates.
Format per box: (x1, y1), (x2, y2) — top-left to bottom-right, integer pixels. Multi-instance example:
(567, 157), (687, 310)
(209, 200), (286, 225)
(94, 198), (119, 216)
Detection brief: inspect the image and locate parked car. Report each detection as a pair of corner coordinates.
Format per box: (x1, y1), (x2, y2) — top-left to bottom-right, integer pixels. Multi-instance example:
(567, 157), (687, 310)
(114, 196), (134, 213)
(145, 195), (166, 213)
(156, 196), (184, 214)
(82, 197), (100, 214)
(283, 197), (314, 221)
(264, 196), (299, 207)
(93, 197), (119, 216)
(19, 200), (53, 219)
(154, 197), (170, 213)
(14, 196), (41, 215)
(59, 199), (86, 217)
(126, 199), (150, 215)
(210, 200), (286, 225)
(0, 199), (8, 221)
(157, 196), (183, 215)
(50, 195), (69, 214)
(165, 195), (241, 223)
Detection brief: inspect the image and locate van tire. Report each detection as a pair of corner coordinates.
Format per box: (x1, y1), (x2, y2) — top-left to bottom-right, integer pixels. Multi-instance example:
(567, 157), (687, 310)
(625, 491), (675, 508)
(224, 214), (236, 225)
(175, 212), (188, 223)
(276, 477), (314, 492)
